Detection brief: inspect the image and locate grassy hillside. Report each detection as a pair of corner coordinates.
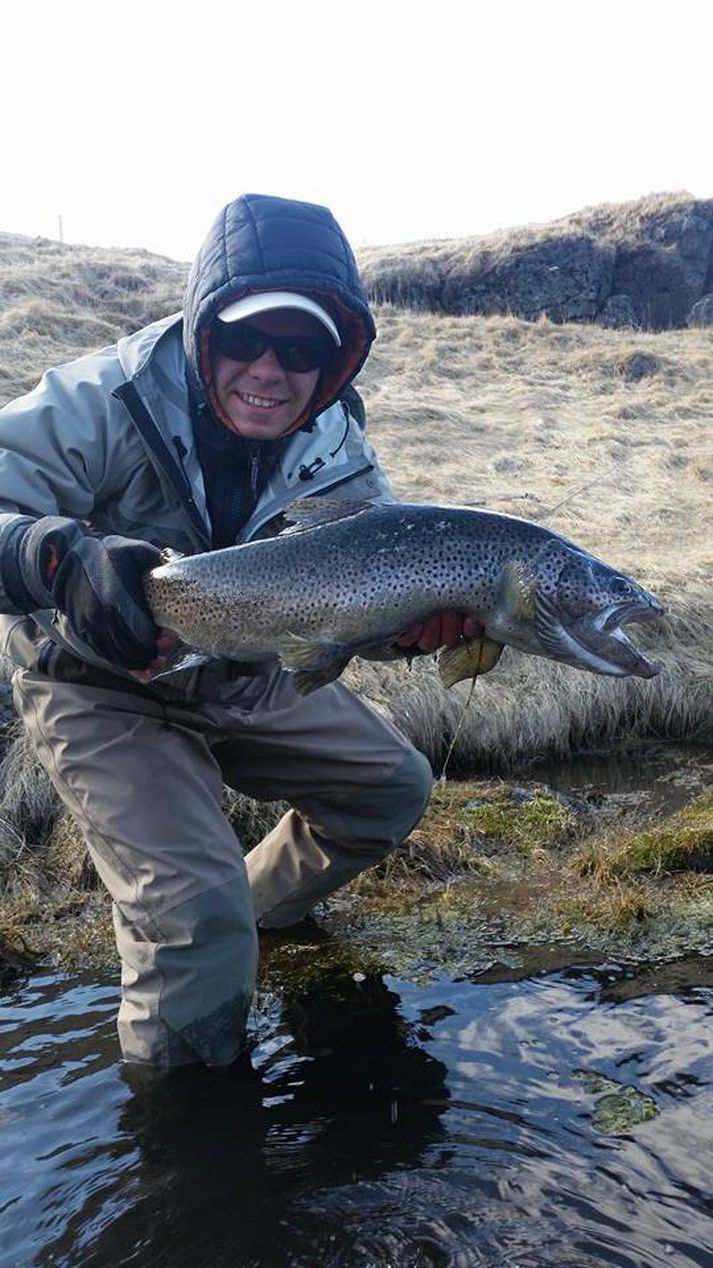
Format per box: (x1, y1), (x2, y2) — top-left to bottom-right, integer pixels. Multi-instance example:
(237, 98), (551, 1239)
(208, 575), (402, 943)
(1, 208), (712, 970)
(0, 214), (711, 771)
(0, 231), (186, 400)
(359, 192), (702, 294)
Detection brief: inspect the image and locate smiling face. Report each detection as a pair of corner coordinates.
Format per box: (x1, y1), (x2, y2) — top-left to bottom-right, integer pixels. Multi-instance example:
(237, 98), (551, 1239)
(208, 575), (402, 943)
(209, 310), (324, 440)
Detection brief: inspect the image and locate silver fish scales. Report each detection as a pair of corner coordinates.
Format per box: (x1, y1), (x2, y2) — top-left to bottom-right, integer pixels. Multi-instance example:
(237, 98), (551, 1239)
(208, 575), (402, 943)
(145, 500), (664, 694)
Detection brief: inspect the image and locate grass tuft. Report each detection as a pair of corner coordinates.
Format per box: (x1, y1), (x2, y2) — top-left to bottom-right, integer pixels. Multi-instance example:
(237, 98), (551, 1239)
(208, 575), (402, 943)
(576, 792), (713, 880)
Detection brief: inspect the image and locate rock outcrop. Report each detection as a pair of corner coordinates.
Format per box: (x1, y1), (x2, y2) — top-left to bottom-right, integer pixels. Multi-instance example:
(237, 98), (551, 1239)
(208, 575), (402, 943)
(358, 193), (713, 331)
(688, 294), (713, 327)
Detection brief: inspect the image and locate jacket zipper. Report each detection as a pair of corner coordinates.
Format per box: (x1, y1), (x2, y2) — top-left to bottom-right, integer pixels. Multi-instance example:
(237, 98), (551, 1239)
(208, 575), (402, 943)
(113, 381), (210, 546)
(249, 443), (260, 494)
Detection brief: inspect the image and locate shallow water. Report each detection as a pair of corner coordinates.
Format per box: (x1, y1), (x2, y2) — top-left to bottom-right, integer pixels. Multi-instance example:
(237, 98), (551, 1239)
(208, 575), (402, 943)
(2, 954), (713, 1268)
(519, 742), (713, 817)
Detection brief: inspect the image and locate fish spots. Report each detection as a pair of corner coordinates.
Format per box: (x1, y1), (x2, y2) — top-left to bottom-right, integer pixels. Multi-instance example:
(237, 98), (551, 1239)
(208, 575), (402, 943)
(145, 501), (662, 681)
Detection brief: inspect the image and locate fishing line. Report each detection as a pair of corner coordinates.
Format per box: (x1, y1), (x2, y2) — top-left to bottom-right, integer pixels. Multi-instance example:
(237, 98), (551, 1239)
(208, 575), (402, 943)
(541, 475), (609, 523)
(437, 475), (600, 782)
(438, 639), (487, 783)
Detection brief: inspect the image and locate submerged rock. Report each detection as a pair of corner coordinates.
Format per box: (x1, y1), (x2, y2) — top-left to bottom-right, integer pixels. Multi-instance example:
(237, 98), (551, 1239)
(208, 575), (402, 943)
(574, 1068), (658, 1135)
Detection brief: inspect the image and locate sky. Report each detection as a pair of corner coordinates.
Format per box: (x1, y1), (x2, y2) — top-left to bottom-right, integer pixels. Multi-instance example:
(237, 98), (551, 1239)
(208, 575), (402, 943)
(4, 0), (712, 263)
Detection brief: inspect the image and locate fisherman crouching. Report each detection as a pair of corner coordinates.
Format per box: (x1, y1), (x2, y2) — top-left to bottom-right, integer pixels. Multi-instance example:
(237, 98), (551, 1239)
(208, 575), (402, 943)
(0, 194), (479, 1070)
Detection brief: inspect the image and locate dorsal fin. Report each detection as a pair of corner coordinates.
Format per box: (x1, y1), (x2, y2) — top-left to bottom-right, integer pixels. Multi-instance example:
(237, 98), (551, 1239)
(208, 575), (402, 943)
(281, 497), (376, 534)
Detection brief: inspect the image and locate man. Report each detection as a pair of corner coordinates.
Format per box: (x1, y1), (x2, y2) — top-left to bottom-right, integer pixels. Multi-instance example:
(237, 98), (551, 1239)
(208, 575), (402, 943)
(0, 194), (476, 1069)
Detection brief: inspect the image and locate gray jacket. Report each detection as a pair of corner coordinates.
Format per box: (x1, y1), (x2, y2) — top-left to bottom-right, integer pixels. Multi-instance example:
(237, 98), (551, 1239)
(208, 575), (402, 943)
(0, 313), (394, 693)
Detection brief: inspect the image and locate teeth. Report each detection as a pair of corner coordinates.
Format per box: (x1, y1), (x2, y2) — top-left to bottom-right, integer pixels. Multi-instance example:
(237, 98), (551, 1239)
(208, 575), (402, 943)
(239, 391), (285, 408)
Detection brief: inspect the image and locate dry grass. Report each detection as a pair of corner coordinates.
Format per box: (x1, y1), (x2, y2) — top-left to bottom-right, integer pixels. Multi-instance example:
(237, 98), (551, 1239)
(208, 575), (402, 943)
(0, 231), (186, 399)
(3, 228), (711, 767)
(574, 791), (713, 882)
(0, 725), (59, 872)
(360, 191), (700, 262)
(0, 215), (712, 967)
(359, 307), (713, 590)
(346, 778), (580, 907)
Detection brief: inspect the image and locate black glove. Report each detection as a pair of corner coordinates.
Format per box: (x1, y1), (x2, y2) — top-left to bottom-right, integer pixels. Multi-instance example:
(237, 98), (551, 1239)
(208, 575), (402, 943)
(1, 516), (163, 670)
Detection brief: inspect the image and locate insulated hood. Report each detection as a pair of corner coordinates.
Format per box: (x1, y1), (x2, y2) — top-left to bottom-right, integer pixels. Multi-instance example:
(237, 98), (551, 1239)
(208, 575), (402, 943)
(182, 194), (376, 430)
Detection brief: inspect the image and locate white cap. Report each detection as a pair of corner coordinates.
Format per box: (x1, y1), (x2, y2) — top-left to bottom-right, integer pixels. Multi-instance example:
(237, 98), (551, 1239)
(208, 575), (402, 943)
(216, 290), (341, 346)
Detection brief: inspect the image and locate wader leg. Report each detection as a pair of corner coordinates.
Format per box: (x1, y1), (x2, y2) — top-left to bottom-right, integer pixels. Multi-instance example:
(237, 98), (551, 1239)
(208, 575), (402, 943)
(12, 671), (258, 1068)
(210, 672), (433, 929)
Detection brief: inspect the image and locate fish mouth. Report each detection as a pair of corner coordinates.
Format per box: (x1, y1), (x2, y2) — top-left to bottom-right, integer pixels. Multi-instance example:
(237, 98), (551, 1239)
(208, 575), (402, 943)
(565, 600), (664, 678)
(531, 590), (665, 678)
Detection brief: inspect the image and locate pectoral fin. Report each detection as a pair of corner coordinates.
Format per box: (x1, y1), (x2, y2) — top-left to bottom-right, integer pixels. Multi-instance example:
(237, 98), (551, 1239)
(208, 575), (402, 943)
(438, 636), (504, 688)
(496, 561), (538, 621)
(277, 633), (352, 694)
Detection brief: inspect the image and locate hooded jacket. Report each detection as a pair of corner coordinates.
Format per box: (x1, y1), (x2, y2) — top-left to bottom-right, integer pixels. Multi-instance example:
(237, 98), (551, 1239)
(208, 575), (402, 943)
(0, 194), (395, 693)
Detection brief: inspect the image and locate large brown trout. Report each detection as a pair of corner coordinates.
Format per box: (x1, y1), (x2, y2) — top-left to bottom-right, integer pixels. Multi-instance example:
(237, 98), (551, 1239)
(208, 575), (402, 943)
(145, 499), (664, 694)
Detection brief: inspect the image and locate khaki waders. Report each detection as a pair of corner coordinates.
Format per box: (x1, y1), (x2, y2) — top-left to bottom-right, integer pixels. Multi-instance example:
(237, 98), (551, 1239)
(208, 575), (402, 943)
(13, 663), (432, 1069)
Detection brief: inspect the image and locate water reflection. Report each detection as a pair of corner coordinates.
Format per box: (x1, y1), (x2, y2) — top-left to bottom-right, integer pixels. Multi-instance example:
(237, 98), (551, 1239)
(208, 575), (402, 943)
(2, 970), (448, 1268)
(523, 742), (713, 816)
(2, 958), (713, 1268)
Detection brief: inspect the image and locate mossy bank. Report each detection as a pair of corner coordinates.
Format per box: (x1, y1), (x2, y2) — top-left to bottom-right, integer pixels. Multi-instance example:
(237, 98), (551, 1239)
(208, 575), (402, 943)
(3, 760), (713, 989)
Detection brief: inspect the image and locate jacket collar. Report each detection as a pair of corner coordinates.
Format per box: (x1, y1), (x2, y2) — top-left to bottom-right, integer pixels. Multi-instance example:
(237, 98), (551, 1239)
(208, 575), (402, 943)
(113, 315), (373, 545)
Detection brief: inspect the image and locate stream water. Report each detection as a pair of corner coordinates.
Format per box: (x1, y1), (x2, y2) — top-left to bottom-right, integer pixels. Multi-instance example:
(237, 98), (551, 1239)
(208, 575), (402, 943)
(514, 742), (713, 817)
(2, 954), (713, 1268)
(2, 745), (713, 1267)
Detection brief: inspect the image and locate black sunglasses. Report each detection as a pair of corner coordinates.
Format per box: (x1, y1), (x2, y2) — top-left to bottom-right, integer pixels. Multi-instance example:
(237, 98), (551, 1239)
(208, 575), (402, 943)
(211, 321), (336, 373)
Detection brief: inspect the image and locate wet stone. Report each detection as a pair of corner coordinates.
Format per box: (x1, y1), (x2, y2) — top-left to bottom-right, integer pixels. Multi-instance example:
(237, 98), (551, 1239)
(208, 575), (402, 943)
(592, 1089), (658, 1135)
(574, 1069), (658, 1135)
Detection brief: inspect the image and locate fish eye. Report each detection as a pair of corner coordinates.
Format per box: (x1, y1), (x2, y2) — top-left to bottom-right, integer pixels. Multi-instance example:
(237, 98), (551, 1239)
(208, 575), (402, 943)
(611, 577), (634, 596)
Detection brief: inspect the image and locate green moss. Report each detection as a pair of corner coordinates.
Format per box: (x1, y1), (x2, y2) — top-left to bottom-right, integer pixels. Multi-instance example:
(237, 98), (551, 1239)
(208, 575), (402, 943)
(5, 779), (713, 983)
(257, 926), (387, 993)
(608, 792), (713, 876)
(592, 1090), (658, 1134)
(358, 780), (580, 897)
(552, 888), (651, 935)
(461, 790), (575, 853)
(574, 1069), (658, 1135)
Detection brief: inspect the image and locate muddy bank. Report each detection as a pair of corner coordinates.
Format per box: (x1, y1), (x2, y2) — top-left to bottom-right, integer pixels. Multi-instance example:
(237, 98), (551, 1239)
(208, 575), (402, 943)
(2, 744), (712, 988)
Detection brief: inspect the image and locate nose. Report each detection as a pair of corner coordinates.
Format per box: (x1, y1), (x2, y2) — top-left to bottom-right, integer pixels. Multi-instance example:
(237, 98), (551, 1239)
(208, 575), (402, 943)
(247, 345), (284, 379)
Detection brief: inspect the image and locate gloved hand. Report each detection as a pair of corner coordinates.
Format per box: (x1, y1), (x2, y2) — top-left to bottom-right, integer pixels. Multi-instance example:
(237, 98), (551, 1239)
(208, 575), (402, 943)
(1, 516), (163, 669)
